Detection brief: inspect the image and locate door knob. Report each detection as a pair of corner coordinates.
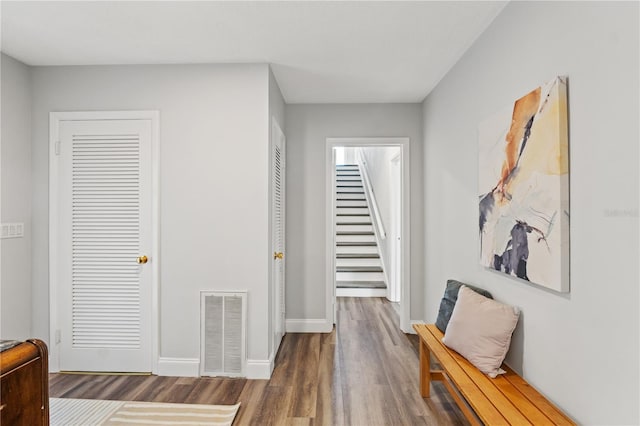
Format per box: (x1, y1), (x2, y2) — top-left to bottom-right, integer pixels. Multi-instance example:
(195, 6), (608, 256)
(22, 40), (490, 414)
(137, 255), (148, 264)
(273, 252), (284, 260)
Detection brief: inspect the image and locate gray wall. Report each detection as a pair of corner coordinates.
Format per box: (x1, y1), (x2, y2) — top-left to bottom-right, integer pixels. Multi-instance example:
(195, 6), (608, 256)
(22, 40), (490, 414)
(1, 54), (32, 339)
(30, 63), (274, 372)
(284, 104), (423, 321)
(422, 2), (638, 423)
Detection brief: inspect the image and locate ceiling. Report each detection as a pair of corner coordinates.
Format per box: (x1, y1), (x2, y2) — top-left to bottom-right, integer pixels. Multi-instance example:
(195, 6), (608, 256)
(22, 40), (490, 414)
(0, 1), (507, 104)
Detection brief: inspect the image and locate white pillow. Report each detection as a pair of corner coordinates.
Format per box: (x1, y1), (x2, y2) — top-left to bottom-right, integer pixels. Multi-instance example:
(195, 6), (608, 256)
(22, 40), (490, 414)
(442, 285), (520, 378)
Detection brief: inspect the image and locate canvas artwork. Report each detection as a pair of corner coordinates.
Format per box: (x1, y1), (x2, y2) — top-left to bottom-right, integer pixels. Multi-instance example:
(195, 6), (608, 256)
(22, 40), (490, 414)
(478, 76), (569, 293)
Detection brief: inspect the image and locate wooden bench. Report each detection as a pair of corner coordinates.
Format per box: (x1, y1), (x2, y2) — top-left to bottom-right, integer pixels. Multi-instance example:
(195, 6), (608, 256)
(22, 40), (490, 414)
(413, 324), (575, 426)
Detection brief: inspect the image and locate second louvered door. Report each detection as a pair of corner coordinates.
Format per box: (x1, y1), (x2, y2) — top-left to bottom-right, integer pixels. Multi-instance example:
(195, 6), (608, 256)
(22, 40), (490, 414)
(271, 119), (286, 353)
(57, 118), (152, 372)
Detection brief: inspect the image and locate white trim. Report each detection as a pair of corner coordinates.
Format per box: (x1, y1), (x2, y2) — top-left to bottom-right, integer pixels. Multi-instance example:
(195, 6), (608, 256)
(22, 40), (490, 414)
(326, 148), (337, 325)
(285, 319), (333, 333)
(157, 357), (200, 377)
(326, 137), (412, 333)
(246, 358), (273, 379)
(150, 113), (160, 375)
(336, 288), (387, 298)
(388, 154), (402, 303)
(48, 110), (160, 374)
(49, 115), (61, 372)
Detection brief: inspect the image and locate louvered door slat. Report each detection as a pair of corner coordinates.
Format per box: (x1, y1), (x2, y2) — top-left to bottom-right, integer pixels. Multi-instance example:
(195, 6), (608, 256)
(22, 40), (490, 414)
(71, 133), (141, 349)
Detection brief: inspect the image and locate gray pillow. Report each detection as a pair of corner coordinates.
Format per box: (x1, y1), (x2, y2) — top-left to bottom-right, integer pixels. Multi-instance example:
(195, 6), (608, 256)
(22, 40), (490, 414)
(435, 279), (493, 332)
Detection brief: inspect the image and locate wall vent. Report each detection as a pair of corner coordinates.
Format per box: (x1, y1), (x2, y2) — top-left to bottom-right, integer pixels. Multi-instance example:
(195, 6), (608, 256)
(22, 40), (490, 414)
(200, 291), (247, 377)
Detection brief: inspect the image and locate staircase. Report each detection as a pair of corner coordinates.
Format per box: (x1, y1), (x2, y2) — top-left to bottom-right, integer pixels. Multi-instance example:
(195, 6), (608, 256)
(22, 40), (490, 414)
(335, 164), (386, 296)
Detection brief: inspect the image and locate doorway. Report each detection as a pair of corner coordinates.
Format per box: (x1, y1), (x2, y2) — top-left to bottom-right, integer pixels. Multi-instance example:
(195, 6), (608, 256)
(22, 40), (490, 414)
(49, 111), (159, 373)
(325, 138), (411, 332)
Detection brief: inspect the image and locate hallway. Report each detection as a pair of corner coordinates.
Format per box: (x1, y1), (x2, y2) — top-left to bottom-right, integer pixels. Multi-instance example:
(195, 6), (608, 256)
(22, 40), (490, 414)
(50, 298), (466, 425)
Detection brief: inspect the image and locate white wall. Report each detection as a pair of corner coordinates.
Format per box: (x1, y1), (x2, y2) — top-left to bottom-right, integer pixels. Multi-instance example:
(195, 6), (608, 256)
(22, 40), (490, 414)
(360, 146), (401, 294)
(284, 104), (423, 322)
(30, 63), (274, 374)
(422, 2), (638, 424)
(0, 54), (32, 339)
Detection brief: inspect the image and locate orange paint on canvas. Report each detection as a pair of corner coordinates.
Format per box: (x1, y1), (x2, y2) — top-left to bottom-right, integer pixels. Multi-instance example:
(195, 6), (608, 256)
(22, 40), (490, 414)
(498, 87), (541, 190)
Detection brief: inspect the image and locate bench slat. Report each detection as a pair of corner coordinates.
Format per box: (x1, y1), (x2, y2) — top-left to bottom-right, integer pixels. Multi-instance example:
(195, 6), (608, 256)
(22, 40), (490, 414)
(425, 324), (533, 426)
(414, 324), (509, 425)
(501, 366), (575, 425)
(492, 371), (556, 425)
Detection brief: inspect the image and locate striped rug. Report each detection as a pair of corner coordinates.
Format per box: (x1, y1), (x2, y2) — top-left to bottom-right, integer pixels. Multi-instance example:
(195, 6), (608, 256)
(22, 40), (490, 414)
(50, 398), (240, 425)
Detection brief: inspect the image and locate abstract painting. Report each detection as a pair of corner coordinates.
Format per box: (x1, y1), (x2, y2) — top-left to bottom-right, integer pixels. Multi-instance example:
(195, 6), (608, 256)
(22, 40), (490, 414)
(479, 76), (569, 292)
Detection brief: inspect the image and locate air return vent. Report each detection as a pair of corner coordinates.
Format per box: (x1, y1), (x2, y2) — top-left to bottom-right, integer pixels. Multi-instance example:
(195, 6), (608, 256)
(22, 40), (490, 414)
(200, 291), (246, 377)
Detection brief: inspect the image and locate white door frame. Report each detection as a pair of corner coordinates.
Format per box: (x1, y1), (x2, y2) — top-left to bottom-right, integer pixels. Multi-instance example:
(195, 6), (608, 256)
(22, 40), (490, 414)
(325, 137), (411, 332)
(48, 110), (160, 373)
(389, 153), (402, 303)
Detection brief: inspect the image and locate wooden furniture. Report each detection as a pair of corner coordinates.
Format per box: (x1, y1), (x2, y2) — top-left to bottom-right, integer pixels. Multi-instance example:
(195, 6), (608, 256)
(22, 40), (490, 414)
(413, 324), (575, 426)
(0, 339), (49, 426)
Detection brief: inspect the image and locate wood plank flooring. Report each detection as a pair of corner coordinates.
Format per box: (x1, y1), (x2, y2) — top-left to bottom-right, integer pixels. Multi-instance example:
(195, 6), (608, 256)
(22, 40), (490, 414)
(49, 297), (467, 425)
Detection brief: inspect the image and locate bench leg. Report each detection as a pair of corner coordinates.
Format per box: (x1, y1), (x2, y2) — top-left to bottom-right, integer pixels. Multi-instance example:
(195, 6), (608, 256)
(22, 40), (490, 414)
(419, 338), (431, 397)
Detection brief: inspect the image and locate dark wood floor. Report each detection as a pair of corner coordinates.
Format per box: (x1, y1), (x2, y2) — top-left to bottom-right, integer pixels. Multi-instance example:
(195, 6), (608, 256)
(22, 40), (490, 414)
(50, 297), (466, 425)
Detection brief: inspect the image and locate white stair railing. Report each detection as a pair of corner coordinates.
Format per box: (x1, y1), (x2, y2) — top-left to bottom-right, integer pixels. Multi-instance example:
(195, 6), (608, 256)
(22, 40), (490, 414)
(356, 149), (386, 240)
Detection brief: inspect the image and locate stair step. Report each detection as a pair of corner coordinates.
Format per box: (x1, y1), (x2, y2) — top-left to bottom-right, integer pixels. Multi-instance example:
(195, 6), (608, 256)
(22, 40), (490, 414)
(336, 258), (381, 267)
(336, 214), (371, 222)
(336, 164), (359, 169)
(336, 271), (384, 281)
(337, 267), (383, 274)
(336, 236), (375, 245)
(337, 232), (374, 237)
(337, 189), (364, 194)
(336, 171), (360, 176)
(337, 224), (373, 233)
(336, 176), (362, 181)
(336, 253), (380, 259)
(337, 193), (366, 200)
(336, 202), (368, 209)
(337, 281), (387, 289)
(336, 181), (363, 186)
(336, 246), (379, 255)
(336, 241), (377, 246)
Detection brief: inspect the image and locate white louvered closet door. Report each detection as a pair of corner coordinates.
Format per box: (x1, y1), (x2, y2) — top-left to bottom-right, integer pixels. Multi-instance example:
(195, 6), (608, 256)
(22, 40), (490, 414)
(271, 120), (286, 352)
(57, 118), (152, 372)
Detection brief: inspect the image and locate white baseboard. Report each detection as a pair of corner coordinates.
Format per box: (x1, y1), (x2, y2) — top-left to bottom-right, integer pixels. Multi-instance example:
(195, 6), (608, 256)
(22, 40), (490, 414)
(336, 287), (387, 298)
(158, 357), (274, 380)
(285, 319), (333, 333)
(246, 358), (273, 379)
(157, 357), (200, 377)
